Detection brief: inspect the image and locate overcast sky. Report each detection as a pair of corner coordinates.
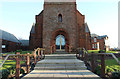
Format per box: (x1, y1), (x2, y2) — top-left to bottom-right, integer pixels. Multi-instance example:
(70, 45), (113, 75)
(0, 0), (119, 48)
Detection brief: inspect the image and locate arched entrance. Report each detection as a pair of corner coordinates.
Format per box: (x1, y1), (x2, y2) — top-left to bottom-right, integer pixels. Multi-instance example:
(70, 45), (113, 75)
(51, 29), (70, 53)
(56, 35), (65, 51)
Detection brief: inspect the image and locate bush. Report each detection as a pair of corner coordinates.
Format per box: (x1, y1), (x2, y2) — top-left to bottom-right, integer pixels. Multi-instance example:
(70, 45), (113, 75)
(111, 71), (120, 79)
(8, 66), (16, 75)
(16, 50), (22, 53)
(94, 65), (101, 76)
(2, 69), (10, 79)
(98, 50), (105, 53)
(105, 65), (120, 74)
(20, 68), (25, 74)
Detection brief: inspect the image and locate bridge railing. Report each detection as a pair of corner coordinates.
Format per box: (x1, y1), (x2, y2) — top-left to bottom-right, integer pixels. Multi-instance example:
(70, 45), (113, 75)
(0, 48), (45, 79)
(76, 48), (120, 78)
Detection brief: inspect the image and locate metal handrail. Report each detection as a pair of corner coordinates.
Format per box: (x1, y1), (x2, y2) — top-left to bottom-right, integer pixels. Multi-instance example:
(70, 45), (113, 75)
(94, 53), (120, 65)
(82, 48), (120, 65)
(83, 48), (88, 54)
(0, 54), (18, 69)
(0, 48), (45, 69)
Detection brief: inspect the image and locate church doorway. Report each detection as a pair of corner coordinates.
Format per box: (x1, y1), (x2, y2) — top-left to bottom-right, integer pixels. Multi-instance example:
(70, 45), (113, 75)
(51, 29), (69, 53)
(55, 35), (65, 51)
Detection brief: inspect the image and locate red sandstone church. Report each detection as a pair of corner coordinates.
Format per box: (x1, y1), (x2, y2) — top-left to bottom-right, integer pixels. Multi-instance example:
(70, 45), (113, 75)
(29, 1), (108, 53)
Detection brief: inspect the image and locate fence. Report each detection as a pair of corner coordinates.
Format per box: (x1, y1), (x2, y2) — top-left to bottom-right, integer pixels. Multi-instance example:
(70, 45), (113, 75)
(0, 48), (45, 79)
(76, 48), (120, 78)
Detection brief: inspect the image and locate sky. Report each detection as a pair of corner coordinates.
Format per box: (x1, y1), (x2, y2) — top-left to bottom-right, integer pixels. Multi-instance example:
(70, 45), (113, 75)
(0, 0), (119, 48)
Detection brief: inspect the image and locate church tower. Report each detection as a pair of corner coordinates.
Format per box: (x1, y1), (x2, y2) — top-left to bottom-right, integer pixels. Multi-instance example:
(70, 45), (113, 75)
(29, 1), (91, 53)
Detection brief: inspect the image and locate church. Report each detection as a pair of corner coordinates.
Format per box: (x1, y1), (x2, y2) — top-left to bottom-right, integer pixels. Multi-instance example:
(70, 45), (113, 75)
(29, 1), (92, 53)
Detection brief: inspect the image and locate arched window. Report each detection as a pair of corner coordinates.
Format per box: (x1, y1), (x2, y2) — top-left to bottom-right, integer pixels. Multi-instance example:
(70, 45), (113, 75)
(58, 14), (62, 22)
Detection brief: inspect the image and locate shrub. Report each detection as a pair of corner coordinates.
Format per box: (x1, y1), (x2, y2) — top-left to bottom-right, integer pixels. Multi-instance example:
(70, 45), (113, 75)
(98, 50), (105, 53)
(16, 50), (22, 53)
(94, 65), (101, 76)
(111, 71), (120, 79)
(8, 66), (16, 75)
(2, 69), (10, 79)
(20, 68), (25, 74)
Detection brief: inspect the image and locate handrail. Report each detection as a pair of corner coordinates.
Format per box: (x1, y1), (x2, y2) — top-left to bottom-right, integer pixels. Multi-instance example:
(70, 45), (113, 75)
(93, 53), (120, 65)
(79, 48), (120, 65)
(111, 53), (120, 65)
(83, 48), (88, 54)
(0, 54), (17, 69)
(0, 48), (45, 69)
(77, 48), (120, 78)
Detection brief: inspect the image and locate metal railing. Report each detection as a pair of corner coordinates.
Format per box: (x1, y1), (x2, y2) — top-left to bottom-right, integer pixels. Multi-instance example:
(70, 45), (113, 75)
(0, 48), (45, 79)
(76, 48), (120, 78)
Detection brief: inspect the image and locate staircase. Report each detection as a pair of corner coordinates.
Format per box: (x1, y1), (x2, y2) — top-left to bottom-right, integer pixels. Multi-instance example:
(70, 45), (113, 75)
(22, 52), (101, 79)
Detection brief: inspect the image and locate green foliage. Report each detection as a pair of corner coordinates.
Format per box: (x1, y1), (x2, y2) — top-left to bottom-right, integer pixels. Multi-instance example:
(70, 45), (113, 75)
(94, 65), (101, 75)
(105, 58), (120, 66)
(20, 51), (32, 54)
(20, 68), (25, 74)
(8, 66), (16, 75)
(95, 57), (120, 77)
(111, 71), (120, 79)
(3, 51), (32, 55)
(1, 60), (26, 78)
(2, 69), (10, 79)
(16, 50), (22, 53)
(105, 66), (115, 73)
(1, 60), (25, 70)
(87, 50), (118, 53)
(88, 50), (99, 53)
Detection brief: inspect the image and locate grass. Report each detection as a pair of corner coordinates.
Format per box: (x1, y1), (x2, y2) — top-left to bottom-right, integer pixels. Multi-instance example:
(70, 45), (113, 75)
(2, 51), (33, 56)
(1, 51), (30, 70)
(95, 57), (120, 76)
(105, 57), (120, 66)
(87, 50), (100, 53)
(1, 60), (25, 70)
(87, 50), (118, 53)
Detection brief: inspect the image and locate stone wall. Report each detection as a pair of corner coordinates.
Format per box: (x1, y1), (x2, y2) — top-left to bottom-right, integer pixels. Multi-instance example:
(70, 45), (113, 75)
(43, 2), (77, 53)
(29, 2), (92, 53)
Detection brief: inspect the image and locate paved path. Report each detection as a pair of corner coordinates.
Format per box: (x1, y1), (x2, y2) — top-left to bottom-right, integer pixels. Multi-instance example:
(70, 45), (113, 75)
(22, 54), (101, 79)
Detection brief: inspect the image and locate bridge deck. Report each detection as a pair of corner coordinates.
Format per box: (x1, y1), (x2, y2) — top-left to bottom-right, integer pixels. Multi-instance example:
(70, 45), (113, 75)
(22, 54), (101, 79)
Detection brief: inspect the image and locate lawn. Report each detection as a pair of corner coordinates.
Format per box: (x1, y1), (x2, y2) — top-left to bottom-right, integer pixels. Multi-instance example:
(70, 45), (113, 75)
(87, 50), (118, 53)
(1, 50), (32, 72)
(3, 50), (32, 55)
(95, 57), (120, 76)
(105, 57), (120, 66)
(0, 60), (25, 70)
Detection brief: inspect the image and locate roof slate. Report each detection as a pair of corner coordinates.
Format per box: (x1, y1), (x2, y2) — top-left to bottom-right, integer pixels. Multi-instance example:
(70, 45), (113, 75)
(30, 23), (35, 33)
(20, 40), (29, 46)
(91, 33), (108, 39)
(85, 23), (90, 33)
(0, 29), (20, 43)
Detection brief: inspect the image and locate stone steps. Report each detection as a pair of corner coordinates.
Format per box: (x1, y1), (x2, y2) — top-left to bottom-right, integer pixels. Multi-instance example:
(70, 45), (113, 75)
(35, 54), (87, 70)
(53, 51), (68, 54)
(22, 53), (101, 79)
(45, 54), (76, 59)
